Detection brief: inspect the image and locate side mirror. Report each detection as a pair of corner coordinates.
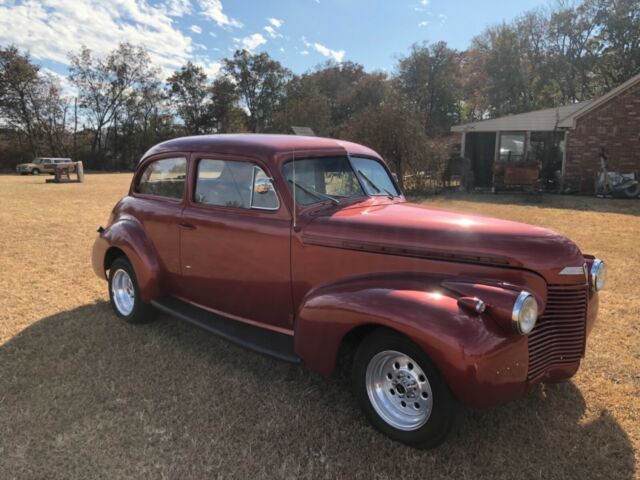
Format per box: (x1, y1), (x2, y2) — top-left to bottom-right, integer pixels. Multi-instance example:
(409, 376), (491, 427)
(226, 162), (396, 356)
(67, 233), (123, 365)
(255, 177), (273, 194)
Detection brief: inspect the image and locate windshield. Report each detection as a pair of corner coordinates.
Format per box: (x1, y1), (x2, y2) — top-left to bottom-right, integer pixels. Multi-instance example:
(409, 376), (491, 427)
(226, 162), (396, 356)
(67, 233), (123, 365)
(350, 156), (399, 197)
(282, 155), (398, 205)
(283, 156), (363, 205)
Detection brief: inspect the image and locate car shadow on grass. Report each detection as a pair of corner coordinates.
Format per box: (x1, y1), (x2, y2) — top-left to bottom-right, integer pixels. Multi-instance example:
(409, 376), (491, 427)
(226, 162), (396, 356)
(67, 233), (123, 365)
(0, 302), (635, 479)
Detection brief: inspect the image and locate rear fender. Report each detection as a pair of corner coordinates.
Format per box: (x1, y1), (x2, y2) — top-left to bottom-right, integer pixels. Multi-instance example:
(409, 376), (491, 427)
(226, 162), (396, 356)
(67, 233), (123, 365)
(93, 216), (163, 302)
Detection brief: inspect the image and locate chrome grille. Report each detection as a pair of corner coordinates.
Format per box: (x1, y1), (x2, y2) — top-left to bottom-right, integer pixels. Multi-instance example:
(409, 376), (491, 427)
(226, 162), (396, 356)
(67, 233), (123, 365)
(527, 284), (587, 382)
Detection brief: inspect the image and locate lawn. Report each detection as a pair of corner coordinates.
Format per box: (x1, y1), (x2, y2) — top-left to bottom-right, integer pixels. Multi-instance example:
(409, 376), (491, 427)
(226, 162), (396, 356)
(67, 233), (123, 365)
(0, 173), (637, 479)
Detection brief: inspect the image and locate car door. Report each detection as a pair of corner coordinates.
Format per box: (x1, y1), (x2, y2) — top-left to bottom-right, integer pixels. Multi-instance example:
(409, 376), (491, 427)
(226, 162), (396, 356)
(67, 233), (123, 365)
(132, 155), (188, 292)
(177, 155), (293, 331)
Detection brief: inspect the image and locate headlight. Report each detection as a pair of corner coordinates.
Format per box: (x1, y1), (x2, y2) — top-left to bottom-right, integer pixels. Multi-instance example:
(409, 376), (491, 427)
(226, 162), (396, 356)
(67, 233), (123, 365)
(511, 291), (538, 335)
(590, 259), (606, 291)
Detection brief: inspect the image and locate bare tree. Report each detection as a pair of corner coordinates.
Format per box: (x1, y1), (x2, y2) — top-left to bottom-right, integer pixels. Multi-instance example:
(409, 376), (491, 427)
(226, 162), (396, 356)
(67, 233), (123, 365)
(69, 43), (159, 153)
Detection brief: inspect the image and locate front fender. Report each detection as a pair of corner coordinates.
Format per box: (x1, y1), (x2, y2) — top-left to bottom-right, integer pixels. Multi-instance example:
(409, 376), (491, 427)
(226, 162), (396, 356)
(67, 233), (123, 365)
(91, 216), (163, 303)
(295, 272), (546, 407)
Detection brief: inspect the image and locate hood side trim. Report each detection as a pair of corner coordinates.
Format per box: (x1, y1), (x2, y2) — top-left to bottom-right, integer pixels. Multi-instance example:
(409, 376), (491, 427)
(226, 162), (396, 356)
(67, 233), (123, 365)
(302, 234), (514, 267)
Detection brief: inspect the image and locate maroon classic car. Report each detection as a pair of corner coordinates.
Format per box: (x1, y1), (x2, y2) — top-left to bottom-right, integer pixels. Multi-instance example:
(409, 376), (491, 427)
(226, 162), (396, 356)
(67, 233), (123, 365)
(92, 134), (605, 448)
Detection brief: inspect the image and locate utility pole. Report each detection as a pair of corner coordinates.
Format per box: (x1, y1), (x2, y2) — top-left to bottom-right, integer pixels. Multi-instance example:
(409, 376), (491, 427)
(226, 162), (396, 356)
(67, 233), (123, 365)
(73, 97), (77, 160)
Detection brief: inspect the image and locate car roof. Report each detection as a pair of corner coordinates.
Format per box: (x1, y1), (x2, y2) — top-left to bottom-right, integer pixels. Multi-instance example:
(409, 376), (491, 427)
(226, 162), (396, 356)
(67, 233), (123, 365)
(139, 134), (382, 165)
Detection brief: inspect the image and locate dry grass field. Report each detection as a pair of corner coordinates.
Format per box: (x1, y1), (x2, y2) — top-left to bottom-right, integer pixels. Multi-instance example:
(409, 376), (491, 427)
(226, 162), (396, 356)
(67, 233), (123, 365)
(0, 173), (638, 479)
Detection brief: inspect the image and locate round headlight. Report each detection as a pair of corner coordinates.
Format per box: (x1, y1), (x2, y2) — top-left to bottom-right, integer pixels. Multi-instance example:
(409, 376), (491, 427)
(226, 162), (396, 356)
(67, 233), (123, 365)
(511, 291), (538, 335)
(591, 259), (606, 291)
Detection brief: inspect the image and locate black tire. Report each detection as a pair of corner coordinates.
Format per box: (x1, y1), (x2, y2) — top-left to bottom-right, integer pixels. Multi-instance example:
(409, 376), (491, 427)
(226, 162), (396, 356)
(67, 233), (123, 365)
(623, 183), (640, 198)
(108, 257), (156, 323)
(31, 168), (40, 175)
(352, 328), (456, 449)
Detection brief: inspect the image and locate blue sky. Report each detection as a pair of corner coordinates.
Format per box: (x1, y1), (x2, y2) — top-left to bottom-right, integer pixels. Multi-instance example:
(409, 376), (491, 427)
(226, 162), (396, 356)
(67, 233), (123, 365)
(0, 0), (549, 84)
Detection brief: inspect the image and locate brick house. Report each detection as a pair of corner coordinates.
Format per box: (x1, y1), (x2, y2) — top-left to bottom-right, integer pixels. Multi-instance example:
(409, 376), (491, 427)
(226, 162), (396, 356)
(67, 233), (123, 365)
(451, 73), (640, 193)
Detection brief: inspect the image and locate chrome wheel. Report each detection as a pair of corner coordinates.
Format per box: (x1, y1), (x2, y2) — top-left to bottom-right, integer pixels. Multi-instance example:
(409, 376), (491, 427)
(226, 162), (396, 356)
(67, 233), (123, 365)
(365, 350), (433, 431)
(111, 268), (135, 316)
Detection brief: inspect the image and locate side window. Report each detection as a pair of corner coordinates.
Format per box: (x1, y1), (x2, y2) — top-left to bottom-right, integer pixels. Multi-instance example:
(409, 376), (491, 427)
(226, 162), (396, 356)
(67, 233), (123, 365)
(195, 159), (279, 210)
(136, 157), (187, 200)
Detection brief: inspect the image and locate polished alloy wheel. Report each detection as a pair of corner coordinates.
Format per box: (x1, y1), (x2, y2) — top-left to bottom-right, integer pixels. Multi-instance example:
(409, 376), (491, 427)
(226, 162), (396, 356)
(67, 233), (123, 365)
(111, 268), (135, 316)
(365, 350), (433, 431)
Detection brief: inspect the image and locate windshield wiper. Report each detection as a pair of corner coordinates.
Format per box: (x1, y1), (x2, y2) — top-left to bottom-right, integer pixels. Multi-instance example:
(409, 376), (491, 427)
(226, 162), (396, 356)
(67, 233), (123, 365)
(288, 179), (340, 205)
(357, 169), (395, 199)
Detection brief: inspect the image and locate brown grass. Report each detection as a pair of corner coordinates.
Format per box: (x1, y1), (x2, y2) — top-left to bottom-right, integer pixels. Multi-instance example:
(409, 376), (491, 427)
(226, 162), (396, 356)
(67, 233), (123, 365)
(0, 174), (638, 479)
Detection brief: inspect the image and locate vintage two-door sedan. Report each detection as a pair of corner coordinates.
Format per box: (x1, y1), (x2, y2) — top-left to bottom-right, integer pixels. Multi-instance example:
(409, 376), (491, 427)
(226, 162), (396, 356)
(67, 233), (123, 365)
(92, 134), (605, 448)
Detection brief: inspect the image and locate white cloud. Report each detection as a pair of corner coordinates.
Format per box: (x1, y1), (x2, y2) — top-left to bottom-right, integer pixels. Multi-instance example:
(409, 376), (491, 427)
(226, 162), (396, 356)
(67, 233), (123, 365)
(235, 33), (267, 52)
(198, 0), (242, 28)
(0, 0), (194, 71)
(313, 42), (345, 62)
(267, 17), (283, 28)
(264, 25), (281, 39)
(165, 0), (192, 16)
(42, 67), (78, 97)
(420, 0), (429, 5)
(300, 50), (309, 55)
(279, 47), (285, 53)
(439, 13), (447, 24)
(418, 21), (429, 27)
(196, 59), (222, 78)
(190, 25), (202, 34)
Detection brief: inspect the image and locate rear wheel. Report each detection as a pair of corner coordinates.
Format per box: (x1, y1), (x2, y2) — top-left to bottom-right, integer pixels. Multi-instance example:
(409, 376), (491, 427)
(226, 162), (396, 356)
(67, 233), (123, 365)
(108, 257), (156, 323)
(352, 329), (456, 448)
(623, 183), (640, 198)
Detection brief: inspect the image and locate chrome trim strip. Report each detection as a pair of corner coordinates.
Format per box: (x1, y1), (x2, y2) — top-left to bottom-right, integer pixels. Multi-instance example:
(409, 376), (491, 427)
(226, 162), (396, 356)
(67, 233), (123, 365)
(559, 266), (586, 275)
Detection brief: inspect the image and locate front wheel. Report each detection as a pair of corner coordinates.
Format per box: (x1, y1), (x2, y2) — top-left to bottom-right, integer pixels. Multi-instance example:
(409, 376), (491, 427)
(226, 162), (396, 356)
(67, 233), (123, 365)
(352, 329), (456, 448)
(108, 257), (156, 323)
(31, 168), (40, 175)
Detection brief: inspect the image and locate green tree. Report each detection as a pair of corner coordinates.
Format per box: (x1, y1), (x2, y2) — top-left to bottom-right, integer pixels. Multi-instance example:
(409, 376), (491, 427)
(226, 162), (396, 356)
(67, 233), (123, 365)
(210, 76), (245, 133)
(223, 50), (291, 132)
(396, 41), (461, 135)
(166, 62), (213, 134)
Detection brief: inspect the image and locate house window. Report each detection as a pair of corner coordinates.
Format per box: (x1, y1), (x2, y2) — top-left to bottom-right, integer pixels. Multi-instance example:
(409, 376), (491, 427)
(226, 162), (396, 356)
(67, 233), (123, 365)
(499, 133), (526, 162)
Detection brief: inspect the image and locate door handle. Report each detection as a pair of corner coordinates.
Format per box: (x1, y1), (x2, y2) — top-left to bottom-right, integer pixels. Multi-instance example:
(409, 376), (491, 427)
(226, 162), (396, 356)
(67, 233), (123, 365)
(178, 222), (196, 230)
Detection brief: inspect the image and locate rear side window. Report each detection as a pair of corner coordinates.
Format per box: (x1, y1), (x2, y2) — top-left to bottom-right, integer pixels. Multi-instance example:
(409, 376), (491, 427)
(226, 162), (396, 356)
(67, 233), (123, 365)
(195, 159), (279, 210)
(136, 157), (187, 199)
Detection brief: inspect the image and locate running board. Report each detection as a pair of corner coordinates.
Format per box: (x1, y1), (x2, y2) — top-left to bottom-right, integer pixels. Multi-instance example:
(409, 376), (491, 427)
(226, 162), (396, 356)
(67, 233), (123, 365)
(151, 297), (300, 364)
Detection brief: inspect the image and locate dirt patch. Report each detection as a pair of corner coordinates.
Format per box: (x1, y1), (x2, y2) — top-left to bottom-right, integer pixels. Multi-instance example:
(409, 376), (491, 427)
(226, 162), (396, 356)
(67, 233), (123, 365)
(0, 174), (637, 479)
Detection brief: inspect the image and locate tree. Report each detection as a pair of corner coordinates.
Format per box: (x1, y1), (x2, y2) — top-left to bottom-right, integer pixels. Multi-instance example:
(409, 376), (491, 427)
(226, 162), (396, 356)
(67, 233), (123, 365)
(548, 2), (599, 102)
(396, 42), (461, 135)
(592, 0), (640, 91)
(342, 88), (431, 190)
(69, 43), (159, 153)
(223, 50), (291, 132)
(269, 73), (332, 135)
(0, 45), (68, 157)
(166, 62), (213, 134)
(210, 76), (245, 133)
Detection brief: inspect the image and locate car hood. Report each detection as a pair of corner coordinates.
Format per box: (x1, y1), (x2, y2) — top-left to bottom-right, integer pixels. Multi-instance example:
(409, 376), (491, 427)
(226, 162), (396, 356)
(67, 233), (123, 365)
(17, 163), (36, 167)
(302, 201), (585, 282)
